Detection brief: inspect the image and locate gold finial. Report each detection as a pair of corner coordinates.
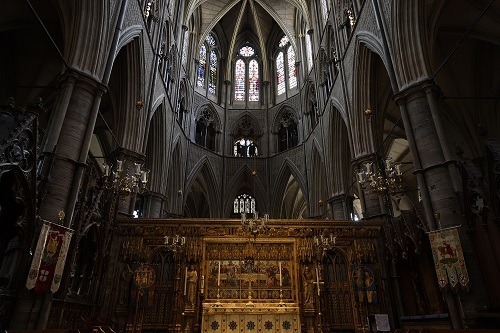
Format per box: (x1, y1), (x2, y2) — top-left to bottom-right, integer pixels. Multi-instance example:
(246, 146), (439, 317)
(363, 108), (373, 119)
(57, 210), (65, 223)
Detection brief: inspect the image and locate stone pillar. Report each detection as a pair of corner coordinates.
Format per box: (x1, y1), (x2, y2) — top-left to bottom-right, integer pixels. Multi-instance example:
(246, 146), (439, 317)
(148, 192), (166, 218)
(328, 194), (347, 220)
(394, 80), (488, 328)
(38, 71), (106, 225)
(394, 81), (460, 229)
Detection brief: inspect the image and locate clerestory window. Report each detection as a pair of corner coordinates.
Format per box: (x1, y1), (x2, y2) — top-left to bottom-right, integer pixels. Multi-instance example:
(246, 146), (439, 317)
(276, 36), (297, 97)
(234, 46), (260, 102)
(197, 34), (218, 95)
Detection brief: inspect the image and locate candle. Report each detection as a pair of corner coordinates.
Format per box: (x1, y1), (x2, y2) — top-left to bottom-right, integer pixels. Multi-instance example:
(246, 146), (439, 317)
(117, 160), (123, 172)
(201, 275), (205, 293)
(279, 262), (282, 287)
(217, 261), (221, 286)
(135, 162), (141, 175)
(184, 267), (188, 295)
(316, 267), (320, 295)
(103, 164), (110, 177)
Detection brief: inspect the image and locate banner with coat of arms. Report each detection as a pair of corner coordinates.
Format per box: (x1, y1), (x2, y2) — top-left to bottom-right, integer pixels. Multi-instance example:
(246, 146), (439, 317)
(26, 221), (73, 294)
(428, 227), (469, 291)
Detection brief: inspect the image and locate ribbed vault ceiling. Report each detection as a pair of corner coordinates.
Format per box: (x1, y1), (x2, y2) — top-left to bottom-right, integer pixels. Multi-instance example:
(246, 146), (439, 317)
(186, 0), (309, 80)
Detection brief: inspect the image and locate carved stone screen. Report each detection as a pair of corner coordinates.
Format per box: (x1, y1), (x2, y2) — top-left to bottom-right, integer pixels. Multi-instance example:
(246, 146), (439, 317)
(204, 240), (297, 302)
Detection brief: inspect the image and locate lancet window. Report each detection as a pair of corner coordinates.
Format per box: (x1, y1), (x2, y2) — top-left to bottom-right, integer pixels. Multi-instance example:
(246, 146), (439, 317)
(234, 45), (260, 102)
(276, 36), (297, 97)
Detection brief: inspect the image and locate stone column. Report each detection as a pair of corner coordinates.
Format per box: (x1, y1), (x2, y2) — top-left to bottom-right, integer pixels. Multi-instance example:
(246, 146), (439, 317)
(394, 82), (460, 229)
(328, 194), (347, 220)
(394, 80), (488, 328)
(147, 192), (166, 217)
(38, 70), (106, 225)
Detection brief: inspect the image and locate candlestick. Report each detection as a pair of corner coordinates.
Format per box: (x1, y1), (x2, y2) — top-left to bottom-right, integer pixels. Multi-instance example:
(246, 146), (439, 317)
(316, 267), (320, 295)
(217, 261), (221, 286)
(184, 267), (187, 295)
(279, 262), (282, 287)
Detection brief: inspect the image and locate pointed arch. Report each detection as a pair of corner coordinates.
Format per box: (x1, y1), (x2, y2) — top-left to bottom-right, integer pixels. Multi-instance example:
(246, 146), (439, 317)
(145, 103), (167, 196)
(224, 164), (267, 217)
(309, 140), (328, 217)
(271, 158), (308, 218)
(184, 157), (221, 217)
(109, 36), (146, 153)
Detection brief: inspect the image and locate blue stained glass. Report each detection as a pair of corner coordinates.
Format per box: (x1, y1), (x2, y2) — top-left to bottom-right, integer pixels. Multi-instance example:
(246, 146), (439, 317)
(248, 59), (259, 101)
(234, 59), (246, 101)
(197, 44), (206, 87)
(277, 52), (285, 95)
(288, 46), (297, 89)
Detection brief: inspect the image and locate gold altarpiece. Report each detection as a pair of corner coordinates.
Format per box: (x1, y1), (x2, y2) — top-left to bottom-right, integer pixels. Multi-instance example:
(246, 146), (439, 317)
(112, 218), (382, 333)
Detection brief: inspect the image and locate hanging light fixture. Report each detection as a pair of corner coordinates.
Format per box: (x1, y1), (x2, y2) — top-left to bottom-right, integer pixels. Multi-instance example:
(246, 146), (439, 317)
(357, 157), (404, 196)
(102, 160), (149, 196)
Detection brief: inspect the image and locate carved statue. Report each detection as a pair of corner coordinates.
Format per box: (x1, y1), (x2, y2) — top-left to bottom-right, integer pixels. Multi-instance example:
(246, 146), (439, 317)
(302, 266), (314, 307)
(186, 264), (198, 307)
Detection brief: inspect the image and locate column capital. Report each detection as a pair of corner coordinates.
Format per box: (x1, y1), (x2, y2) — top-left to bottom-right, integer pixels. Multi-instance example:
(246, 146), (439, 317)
(393, 79), (439, 105)
(58, 68), (108, 96)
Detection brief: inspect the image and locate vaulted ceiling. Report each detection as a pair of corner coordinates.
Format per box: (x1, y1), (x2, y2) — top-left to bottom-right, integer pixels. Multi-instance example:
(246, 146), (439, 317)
(185, 0), (310, 79)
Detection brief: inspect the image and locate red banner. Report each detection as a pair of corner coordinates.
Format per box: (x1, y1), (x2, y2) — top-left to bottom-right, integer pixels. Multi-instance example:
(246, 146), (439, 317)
(26, 222), (73, 295)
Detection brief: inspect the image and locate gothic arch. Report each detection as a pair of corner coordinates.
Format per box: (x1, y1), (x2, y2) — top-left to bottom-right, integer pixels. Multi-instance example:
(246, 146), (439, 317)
(184, 157), (221, 217)
(61, 0), (111, 77)
(166, 141), (185, 216)
(328, 104), (352, 197)
(229, 113), (263, 151)
(145, 103), (167, 195)
(309, 140), (328, 217)
(195, 104), (221, 131)
(350, 42), (381, 158)
(224, 164), (268, 217)
(109, 36), (146, 153)
(271, 158), (308, 218)
(116, 25), (144, 59)
(391, 0), (432, 89)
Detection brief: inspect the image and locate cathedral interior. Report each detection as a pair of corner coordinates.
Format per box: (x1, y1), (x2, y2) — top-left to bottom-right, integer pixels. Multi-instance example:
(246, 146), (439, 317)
(1, 0), (500, 332)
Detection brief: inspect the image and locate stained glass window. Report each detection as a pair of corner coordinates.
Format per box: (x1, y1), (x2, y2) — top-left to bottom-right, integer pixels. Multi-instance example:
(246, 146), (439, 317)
(182, 30), (189, 65)
(248, 59), (259, 101)
(209, 50), (217, 94)
(197, 44), (206, 87)
(234, 138), (258, 157)
(277, 52), (285, 95)
(233, 194), (256, 214)
(235, 59), (246, 101)
(287, 46), (297, 89)
(306, 34), (313, 71)
(239, 46), (255, 57)
(206, 34), (216, 46)
(279, 36), (289, 48)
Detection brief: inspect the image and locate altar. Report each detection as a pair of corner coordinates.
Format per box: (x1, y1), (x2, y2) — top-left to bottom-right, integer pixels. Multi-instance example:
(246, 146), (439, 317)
(202, 302), (300, 333)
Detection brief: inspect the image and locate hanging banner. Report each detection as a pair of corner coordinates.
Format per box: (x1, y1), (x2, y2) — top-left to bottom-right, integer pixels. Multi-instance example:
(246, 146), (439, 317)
(26, 221), (73, 294)
(428, 227), (469, 291)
